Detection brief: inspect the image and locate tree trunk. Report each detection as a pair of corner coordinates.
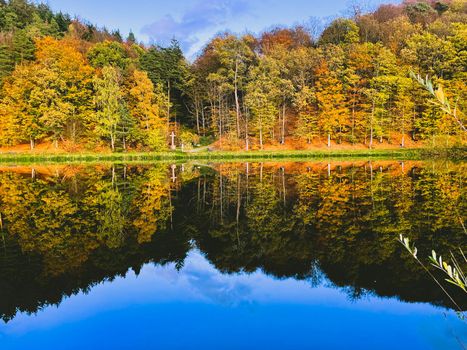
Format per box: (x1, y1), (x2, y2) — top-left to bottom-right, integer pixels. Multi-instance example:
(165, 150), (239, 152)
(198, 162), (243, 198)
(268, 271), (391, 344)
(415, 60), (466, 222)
(245, 110), (249, 151)
(369, 100), (375, 149)
(30, 137), (35, 150)
(110, 133), (115, 152)
(195, 98), (200, 135)
(170, 132), (176, 150)
(259, 121), (263, 150)
(167, 80), (171, 130)
(281, 101), (286, 144)
(201, 103), (206, 136)
(203, 176), (206, 209)
(219, 172), (223, 224)
(327, 133), (331, 148)
(351, 92), (356, 143)
(168, 184), (173, 230)
(246, 162), (250, 207)
(111, 165), (116, 186)
(72, 121), (76, 143)
(171, 164), (176, 182)
(234, 57), (241, 139)
(236, 174), (241, 224)
(281, 167), (286, 206)
(401, 121), (405, 148)
(218, 95), (222, 146)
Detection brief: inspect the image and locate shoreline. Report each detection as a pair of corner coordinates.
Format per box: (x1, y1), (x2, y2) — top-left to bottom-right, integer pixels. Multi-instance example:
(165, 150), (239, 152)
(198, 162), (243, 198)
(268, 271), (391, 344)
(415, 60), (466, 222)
(0, 148), (464, 164)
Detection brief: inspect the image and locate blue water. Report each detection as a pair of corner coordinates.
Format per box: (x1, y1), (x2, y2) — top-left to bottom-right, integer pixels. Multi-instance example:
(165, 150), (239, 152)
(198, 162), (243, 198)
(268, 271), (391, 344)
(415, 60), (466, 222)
(1, 250), (465, 350)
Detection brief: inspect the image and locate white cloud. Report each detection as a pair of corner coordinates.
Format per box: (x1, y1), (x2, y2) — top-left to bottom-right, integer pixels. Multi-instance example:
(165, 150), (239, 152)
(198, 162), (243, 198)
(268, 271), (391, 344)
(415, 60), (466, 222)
(141, 0), (250, 55)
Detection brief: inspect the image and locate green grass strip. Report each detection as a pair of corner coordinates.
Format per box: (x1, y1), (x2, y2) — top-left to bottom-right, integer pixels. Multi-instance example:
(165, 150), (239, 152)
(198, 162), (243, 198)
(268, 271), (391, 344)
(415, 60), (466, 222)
(0, 148), (455, 165)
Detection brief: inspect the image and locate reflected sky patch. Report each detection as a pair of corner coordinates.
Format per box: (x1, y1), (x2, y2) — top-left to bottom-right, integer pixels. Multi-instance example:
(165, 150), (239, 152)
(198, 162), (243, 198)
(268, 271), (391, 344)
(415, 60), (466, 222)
(1, 250), (465, 350)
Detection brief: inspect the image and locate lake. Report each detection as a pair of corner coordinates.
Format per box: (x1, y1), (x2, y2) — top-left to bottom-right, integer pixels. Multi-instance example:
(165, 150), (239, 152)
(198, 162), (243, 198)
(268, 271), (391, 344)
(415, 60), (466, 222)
(0, 160), (465, 349)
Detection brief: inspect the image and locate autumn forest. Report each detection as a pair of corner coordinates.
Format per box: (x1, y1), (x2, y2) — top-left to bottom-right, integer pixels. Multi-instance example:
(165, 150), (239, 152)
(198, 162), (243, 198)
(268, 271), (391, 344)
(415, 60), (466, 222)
(0, 0), (466, 152)
(0, 1), (466, 347)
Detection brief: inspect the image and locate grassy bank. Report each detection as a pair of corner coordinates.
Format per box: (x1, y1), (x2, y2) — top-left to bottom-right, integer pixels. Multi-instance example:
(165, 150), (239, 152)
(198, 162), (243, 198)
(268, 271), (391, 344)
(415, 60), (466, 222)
(0, 148), (449, 164)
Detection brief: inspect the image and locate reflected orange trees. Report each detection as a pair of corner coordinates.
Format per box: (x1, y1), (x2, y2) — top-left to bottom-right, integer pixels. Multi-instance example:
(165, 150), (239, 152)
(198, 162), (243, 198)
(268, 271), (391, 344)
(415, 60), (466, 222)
(0, 161), (465, 321)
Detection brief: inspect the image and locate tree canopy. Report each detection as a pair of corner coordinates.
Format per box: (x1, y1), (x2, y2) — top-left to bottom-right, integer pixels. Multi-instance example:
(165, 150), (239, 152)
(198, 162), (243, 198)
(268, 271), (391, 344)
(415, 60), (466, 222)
(0, 0), (465, 151)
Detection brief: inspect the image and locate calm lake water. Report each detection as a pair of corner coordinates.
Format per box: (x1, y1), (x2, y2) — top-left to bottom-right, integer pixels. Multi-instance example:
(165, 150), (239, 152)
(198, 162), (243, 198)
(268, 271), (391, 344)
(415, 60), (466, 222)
(0, 160), (465, 349)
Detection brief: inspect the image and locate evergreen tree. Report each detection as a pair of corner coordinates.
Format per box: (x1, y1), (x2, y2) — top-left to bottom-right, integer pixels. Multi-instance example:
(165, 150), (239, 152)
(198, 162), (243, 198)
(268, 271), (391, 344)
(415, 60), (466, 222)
(139, 40), (189, 125)
(0, 44), (13, 82)
(127, 31), (136, 44)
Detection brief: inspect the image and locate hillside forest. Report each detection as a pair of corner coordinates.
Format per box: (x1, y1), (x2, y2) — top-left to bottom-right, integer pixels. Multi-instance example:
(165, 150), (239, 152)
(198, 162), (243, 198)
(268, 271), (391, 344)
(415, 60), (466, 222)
(0, 0), (466, 151)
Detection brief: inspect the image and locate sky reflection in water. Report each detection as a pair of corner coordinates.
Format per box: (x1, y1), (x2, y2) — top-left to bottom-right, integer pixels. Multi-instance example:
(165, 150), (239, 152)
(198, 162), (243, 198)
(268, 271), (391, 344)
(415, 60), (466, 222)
(1, 250), (465, 350)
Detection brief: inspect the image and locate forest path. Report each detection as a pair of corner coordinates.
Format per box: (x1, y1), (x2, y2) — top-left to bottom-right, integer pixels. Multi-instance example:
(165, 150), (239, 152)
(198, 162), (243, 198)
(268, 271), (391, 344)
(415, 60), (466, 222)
(184, 144), (215, 153)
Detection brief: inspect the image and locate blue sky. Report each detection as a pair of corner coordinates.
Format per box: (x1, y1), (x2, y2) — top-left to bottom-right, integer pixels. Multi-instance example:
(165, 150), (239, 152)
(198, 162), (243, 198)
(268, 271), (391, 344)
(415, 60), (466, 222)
(39, 0), (400, 57)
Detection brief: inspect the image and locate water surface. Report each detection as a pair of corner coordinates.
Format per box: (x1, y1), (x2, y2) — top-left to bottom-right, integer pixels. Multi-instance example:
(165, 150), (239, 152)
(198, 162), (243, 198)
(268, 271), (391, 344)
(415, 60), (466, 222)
(0, 160), (465, 349)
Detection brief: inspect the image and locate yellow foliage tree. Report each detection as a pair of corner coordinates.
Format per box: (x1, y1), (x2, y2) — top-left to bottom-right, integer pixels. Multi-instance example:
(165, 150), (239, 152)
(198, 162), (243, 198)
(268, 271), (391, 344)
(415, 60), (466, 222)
(315, 61), (349, 147)
(127, 69), (168, 150)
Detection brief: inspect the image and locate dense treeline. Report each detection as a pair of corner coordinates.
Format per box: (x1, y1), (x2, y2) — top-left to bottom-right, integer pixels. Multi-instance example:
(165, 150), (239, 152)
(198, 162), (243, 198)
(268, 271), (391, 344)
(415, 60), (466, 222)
(0, 161), (465, 320)
(0, 0), (184, 151)
(0, 0), (466, 151)
(190, 0), (467, 149)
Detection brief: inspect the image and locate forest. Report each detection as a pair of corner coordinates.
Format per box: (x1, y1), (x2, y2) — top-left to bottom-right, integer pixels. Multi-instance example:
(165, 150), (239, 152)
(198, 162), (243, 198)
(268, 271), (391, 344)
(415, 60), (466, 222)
(0, 0), (466, 152)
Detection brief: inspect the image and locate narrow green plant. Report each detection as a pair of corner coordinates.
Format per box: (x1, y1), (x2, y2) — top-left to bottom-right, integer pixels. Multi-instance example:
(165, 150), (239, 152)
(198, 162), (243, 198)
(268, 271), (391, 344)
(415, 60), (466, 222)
(399, 235), (465, 315)
(430, 249), (467, 293)
(411, 72), (466, 133)
(402, 73), (466, 322)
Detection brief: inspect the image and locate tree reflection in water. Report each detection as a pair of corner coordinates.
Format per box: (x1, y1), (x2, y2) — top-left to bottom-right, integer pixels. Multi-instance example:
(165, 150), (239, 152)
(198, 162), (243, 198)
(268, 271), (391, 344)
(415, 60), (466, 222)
(0, 160), (465, 322)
